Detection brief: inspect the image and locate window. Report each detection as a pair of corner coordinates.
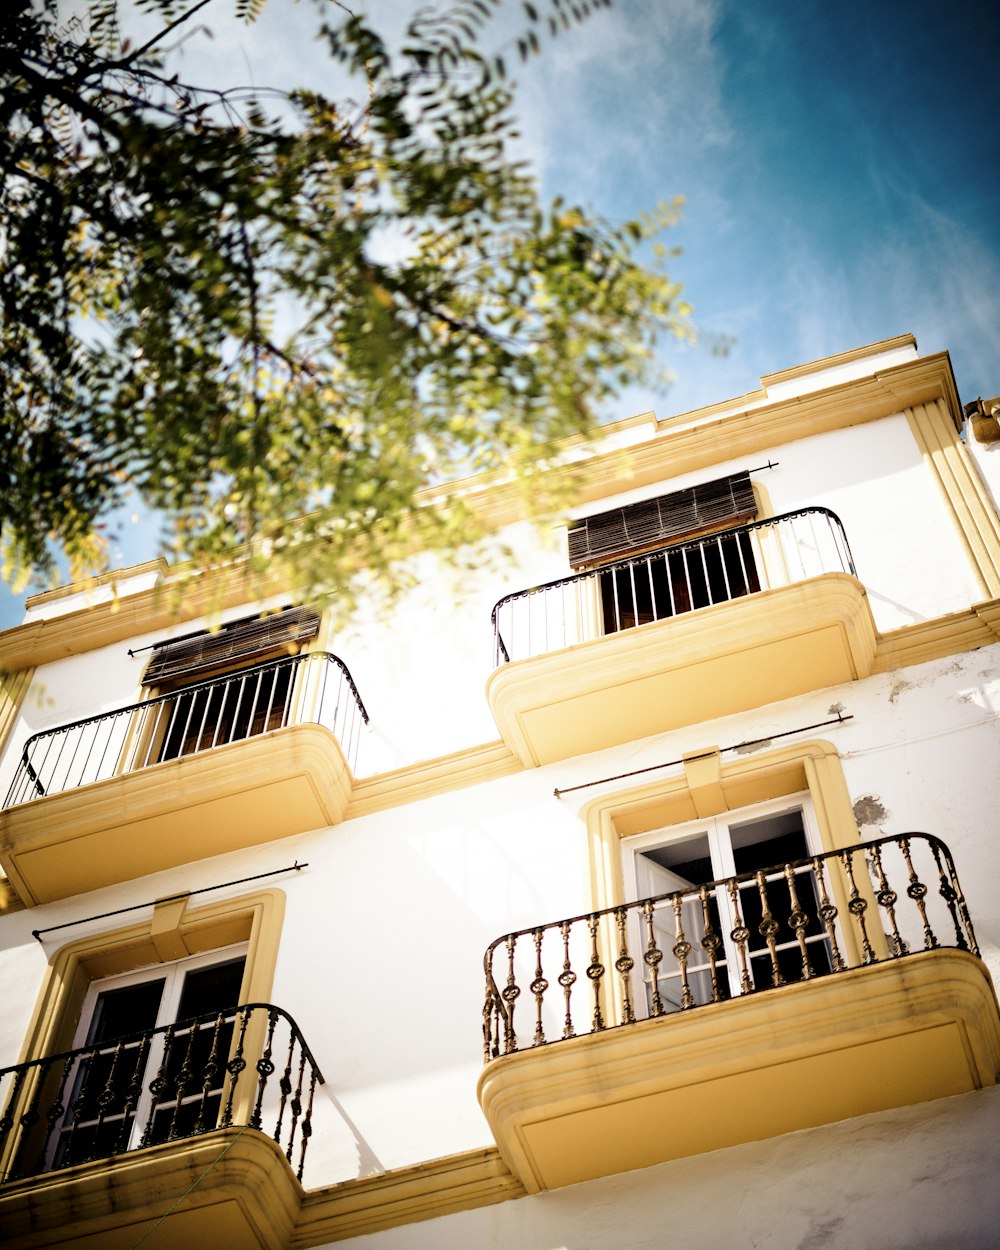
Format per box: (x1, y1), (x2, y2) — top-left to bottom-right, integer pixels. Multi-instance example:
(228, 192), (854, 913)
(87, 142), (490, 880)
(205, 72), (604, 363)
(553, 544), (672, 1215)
(138, 606), (319, 764)
(568, 472), (761, 635)
(623, 797), (832, 1014)
(50, 948), (247, 1170)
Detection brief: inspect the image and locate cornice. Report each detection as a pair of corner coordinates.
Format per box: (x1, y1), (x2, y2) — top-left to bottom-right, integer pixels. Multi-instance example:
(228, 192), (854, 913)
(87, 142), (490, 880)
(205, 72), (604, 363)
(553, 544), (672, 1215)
(0, 350), (963, 670)
(293, 1147), (523, 1246)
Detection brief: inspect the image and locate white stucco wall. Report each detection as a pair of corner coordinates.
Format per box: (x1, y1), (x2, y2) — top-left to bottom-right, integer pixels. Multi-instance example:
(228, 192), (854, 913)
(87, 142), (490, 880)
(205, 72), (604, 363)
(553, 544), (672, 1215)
(316, 1087), (1000, 1250)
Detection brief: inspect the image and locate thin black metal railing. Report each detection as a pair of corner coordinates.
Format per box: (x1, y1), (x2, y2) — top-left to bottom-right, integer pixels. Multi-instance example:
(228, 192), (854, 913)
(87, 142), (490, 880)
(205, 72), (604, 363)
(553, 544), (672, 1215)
(0, 1003), (323, 1184)
(4, 651), (369, 808)
(491, 507), (856, 665)
(482, 833), (977, 1061)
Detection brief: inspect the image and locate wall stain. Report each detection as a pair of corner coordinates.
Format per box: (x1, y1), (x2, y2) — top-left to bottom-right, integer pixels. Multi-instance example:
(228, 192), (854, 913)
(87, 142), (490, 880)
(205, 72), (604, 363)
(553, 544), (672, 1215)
(853, 794), (889, 827)
(889, 678), (911, 703)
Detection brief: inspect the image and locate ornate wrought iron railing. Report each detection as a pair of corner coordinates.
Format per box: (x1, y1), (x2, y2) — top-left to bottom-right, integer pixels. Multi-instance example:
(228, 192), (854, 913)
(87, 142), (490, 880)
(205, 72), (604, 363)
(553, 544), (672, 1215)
(491, 507), (856, 665)
(0, 1002), (323, 1184)
(4, 650), (369, 808)
(482, 833), (977, 1060)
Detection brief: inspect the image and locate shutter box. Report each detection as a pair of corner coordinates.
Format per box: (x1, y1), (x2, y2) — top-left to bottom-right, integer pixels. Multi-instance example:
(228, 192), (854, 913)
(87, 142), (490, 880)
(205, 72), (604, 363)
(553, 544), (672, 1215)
(141, 606), (320, 687)
(568, 472), (757, 567)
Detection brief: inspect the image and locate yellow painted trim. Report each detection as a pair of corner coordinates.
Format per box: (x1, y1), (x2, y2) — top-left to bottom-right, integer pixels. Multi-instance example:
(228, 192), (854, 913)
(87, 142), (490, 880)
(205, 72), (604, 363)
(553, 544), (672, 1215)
(582, 739), (860, 917)
(872, 598), (1000, 671)
(293, 1147), (523, 1246)
(905, 400), (1000, 598)
(0, 724), (351, 905)
(0, 1128), (302, 1250)
(345, 740), (521, 819)
(12, 889), (284, 1071)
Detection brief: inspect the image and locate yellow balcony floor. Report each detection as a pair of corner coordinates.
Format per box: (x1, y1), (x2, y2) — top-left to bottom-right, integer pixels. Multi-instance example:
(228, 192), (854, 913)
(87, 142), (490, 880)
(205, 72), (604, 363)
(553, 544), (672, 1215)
(477, 948), (1000, 1192)
(487, 573), (878, 767)
(0, 724), (351, 905)
(0, 1129), (301, 1250)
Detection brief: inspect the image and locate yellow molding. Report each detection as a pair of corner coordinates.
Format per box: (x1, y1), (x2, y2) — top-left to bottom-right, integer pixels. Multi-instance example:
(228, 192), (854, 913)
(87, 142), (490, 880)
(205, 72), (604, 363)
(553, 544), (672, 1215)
(0, 1128), (303, 1250)
(345, 740), (520, 819)
(905, 400), (1000, 598)
(293, 1147), (524, 1246)
(759, 333), (918, 390)
(871, 598), (1000, 672)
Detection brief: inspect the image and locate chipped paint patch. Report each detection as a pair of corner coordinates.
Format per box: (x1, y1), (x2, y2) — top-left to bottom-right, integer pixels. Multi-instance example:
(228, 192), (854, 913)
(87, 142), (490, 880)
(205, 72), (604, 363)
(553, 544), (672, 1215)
(854, 794), (889, 826)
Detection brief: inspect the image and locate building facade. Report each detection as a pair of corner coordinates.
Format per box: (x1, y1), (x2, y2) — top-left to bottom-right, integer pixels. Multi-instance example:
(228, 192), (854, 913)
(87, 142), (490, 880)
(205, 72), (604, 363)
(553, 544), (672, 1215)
(1, 333), (999, 1248)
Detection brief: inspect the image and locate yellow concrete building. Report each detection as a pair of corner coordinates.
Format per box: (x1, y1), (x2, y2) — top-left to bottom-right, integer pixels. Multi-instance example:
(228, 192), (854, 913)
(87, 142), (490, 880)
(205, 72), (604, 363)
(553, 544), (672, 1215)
(1, 334), (999, 1248)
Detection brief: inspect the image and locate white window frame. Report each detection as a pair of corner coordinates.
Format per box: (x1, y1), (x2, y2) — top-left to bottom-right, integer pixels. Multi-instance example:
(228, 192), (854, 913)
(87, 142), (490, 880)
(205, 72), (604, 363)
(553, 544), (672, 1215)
(622, 793), (825, 1011)
(52, 943), (248, 1165)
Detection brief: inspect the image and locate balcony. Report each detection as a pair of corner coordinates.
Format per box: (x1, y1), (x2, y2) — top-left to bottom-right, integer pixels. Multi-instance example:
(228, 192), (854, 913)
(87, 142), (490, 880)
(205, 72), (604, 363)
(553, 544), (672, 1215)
(0, 652), (369, 904)
(477, 833), (1000, 1192)
(0, 1002), (322, 1249)
(487, 508), (878, 765)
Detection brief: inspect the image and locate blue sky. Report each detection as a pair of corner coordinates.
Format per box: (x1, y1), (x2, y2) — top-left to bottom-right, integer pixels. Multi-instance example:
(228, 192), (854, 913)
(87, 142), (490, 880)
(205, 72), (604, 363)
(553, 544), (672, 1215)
(4, 0), (998, 627)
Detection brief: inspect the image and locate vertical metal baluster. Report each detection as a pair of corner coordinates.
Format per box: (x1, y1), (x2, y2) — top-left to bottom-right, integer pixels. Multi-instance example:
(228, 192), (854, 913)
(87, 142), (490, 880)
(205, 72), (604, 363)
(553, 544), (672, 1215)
(665, 551), (678, 616)
(193, 1014), (226, 1135)
(784, 865), (814, 980)
(92, 715), (116, 783)
(176, 690), (198, 755)
(296, 1066), (318, 1181)
(717, 536), (733, 602)
(210, 677), (231, 749)
(641, 900), (664, 1017)
(526, 590), (532, 656)
(927, 839), (967, 951)
(193, 683), (213, 753)
(558, 920), (577, 1039)
(285, 1048), (308, 1165)
(166, 1024), (198, 1140)
(245, 668), (265, 741)
(671, 894), (695, 1009)
(483, 969), (498, 1063)
(755, 871), (784, 987)
(22, 1057), (56, 1175)
(682, 544), (695, 612)
(898, 837), (937, 950)
(698, 539), (712, 604)
(60, 1052), (96, 1166)
(76, 720), (100, 789)
(501, 935), (520, 1055)
(530, 929), (548, 1046)
(273, 1029), (296, 1143)
(935, 841), (978, 955)
(221, 1009), (251, 1128)
(726, 879), (754, 994)
(140, 698), (170, 768)
(140, 1024), (175, 1147)
(586, 915), (606, 1032)
(250, 1010), (278, 1132)
(611, 567), (622, 633)
(698, 886), (724, 1002)
(628, 560), (639, 628)
(0, 1066), (29, 1174)
(613, 907), (635, 1025)
(736, 526), (753, 593)
(841, 848), (877, 963)
(47, 729), (70, 796)
(87, 1041), (125, 1161)
(114, 1037), (150, 1155)
(868, 844), (906, 956)
(262, 665), (279, 733)
(813, 857), (845, 972)
(35, 1057), (71, 1174)
(646, 554), (659, 622)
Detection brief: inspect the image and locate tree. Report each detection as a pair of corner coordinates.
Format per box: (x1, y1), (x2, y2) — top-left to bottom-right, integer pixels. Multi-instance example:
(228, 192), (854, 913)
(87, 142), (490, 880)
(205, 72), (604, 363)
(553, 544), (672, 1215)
(0, 0), (690, 609)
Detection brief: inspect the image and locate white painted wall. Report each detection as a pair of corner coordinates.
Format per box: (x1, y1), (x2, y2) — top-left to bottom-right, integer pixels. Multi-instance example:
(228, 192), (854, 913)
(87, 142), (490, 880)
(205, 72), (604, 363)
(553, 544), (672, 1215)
(314, 1087), (1000, 1250)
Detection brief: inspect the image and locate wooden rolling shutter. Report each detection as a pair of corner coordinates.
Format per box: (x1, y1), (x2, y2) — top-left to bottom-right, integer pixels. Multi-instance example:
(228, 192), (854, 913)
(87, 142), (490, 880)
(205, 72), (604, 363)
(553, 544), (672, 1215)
(568, 471), (757, 567)
(141, 607), (320, 686)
